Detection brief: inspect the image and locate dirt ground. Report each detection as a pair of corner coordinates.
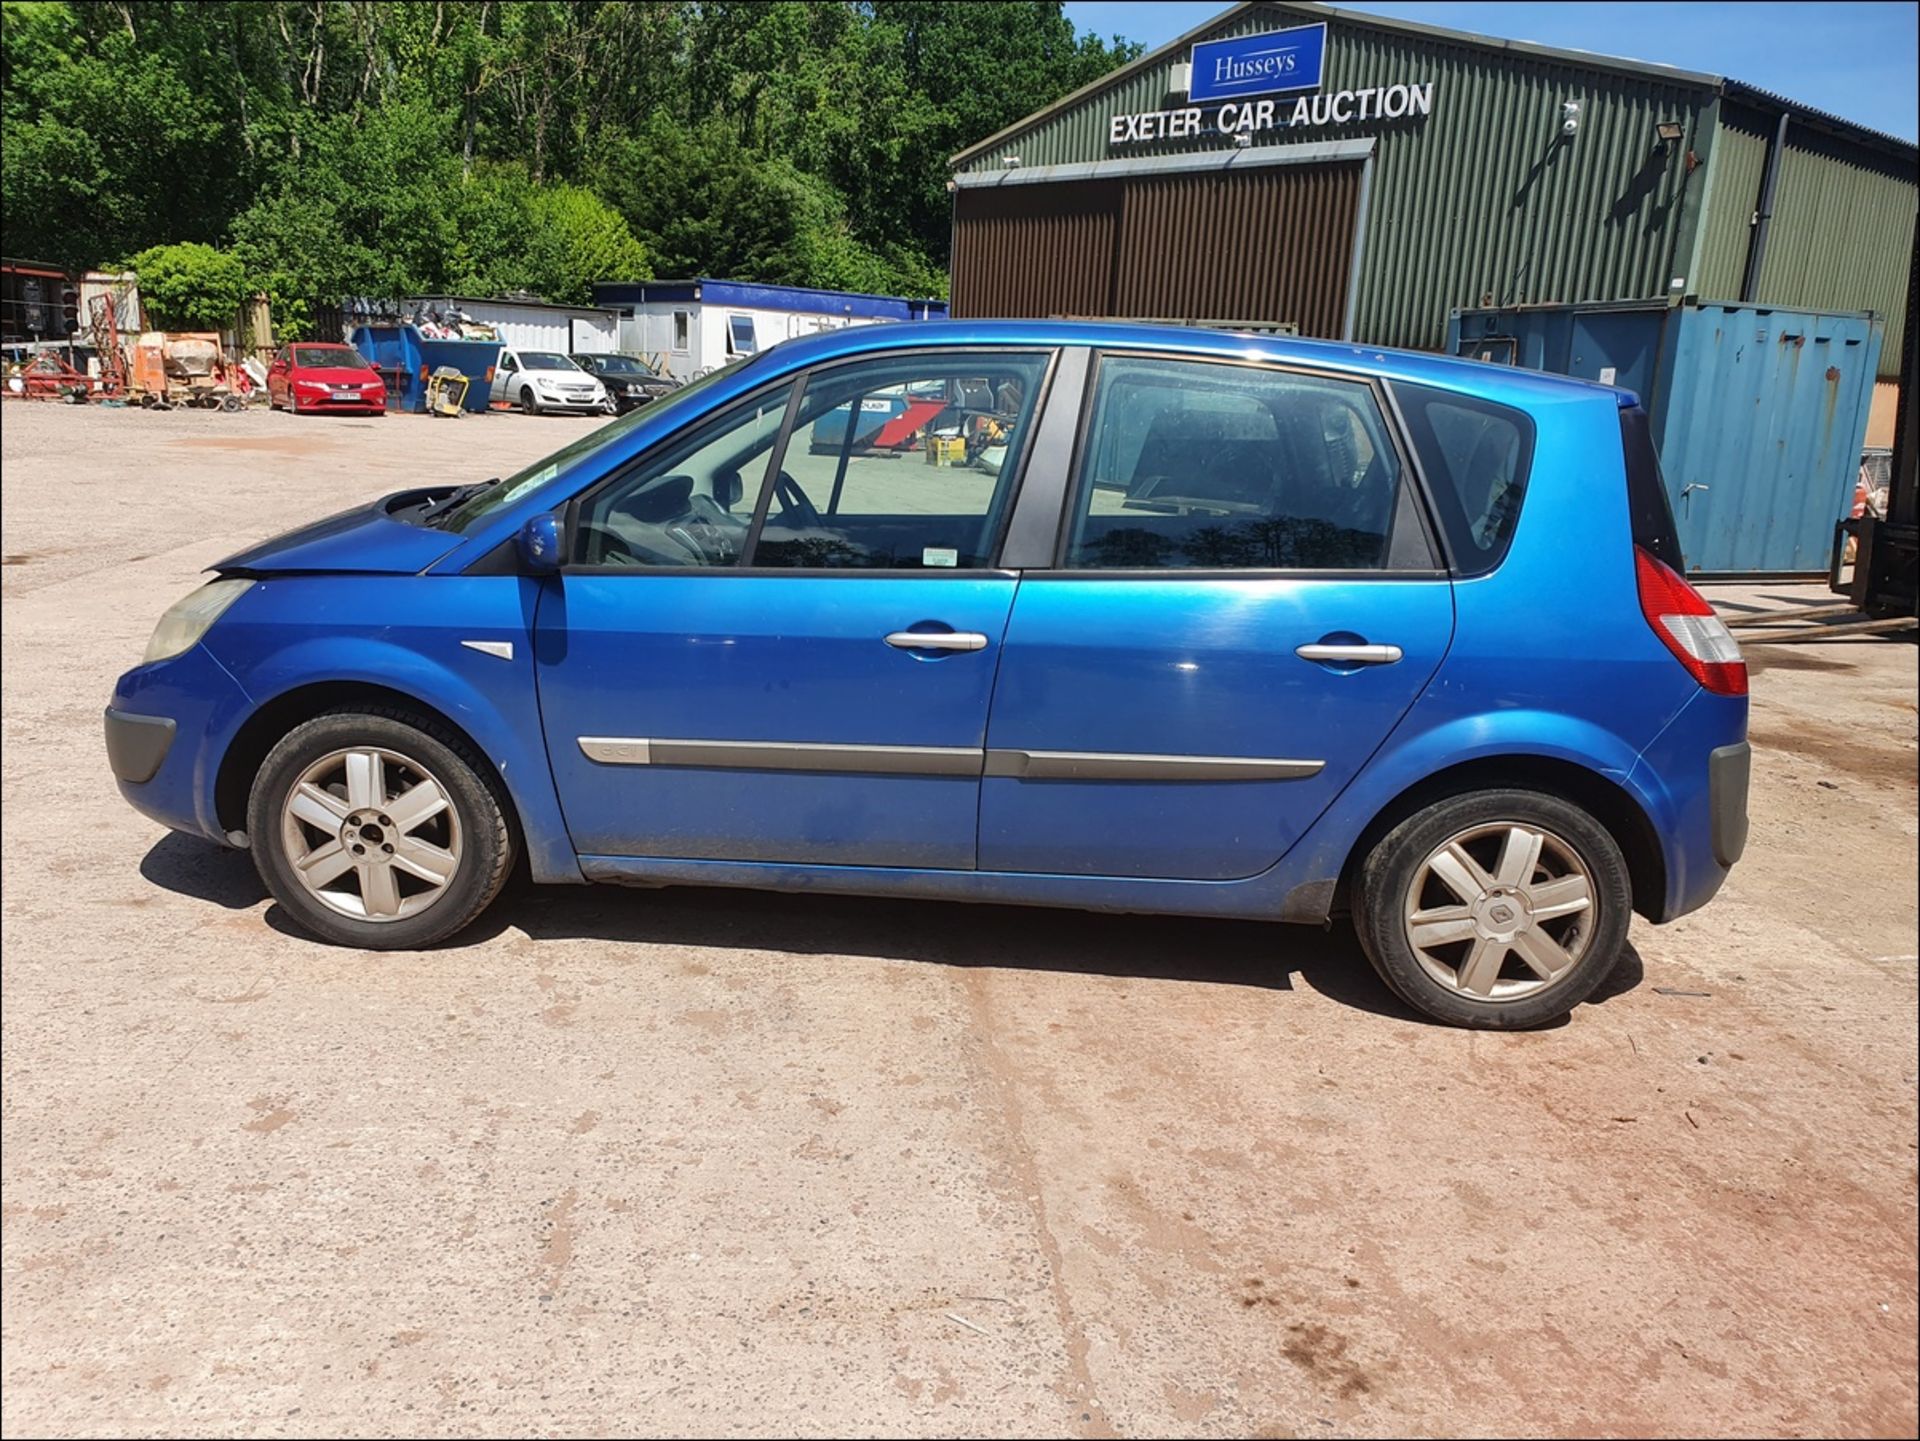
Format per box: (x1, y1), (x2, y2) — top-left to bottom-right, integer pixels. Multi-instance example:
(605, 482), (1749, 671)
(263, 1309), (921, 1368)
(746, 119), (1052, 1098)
(3, 399), (1915, 1439)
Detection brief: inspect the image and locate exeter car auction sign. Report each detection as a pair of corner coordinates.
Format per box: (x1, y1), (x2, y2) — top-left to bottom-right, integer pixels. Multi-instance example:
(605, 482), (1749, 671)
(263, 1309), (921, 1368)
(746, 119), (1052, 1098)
(1108, 22), (1435, 147)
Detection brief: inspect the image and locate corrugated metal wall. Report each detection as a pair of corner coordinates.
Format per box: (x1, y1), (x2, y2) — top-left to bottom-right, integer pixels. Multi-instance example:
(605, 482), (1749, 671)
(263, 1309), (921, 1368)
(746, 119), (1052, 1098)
(1692, 107), (1914, 374)
(957, 3), (1715, 353)
(1693, 113), (1769, 300)
(950, 181), (1120, 319)
(952, 163), (1360, 332)
(1112, 164), (1359, 330)
(1751, 120), (1915, 376)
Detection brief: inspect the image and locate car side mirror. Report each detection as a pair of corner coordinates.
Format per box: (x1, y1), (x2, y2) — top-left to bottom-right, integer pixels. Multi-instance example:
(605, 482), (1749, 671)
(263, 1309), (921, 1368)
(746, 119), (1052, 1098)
(517, 512), (564, 574)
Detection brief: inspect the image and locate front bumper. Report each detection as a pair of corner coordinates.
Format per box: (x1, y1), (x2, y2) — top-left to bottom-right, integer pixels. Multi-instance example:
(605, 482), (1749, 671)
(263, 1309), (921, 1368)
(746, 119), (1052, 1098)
(534, 391), (608, 412)
(294, 390), (385, 412)
(106, 642), (255, 844)
(105, 709), (176, 783)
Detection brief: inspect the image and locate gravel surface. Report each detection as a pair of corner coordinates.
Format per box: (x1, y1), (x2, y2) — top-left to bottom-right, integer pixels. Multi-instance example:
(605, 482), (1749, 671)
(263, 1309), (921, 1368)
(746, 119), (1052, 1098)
(3, 400), (1916, 1437)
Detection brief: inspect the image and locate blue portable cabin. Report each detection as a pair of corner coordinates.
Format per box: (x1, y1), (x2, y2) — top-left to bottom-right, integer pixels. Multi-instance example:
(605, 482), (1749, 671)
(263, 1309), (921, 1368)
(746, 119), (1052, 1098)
(1448, 299), (1883, 576)
(349, 325), (504, 414)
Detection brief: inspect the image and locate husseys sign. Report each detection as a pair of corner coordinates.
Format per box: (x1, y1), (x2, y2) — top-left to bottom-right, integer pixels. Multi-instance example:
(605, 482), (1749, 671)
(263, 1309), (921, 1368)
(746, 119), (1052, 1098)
(1108, 22), (1434, 146)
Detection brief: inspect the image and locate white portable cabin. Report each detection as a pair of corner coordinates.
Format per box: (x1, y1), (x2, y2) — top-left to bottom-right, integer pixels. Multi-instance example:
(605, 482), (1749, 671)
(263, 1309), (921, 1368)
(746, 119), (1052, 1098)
(591, 279), (949, 383)
(408, 294), (621, 355)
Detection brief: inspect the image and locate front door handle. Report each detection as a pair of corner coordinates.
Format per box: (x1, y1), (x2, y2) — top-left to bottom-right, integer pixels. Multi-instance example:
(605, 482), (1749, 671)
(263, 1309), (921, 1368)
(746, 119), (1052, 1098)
(1295, 643), (1403, 665)
(885, 630), (988, 652)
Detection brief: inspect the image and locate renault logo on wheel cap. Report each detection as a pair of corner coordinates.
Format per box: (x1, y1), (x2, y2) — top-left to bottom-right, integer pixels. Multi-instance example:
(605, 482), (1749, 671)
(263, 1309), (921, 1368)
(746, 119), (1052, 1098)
(1488, 903), (1515, 925)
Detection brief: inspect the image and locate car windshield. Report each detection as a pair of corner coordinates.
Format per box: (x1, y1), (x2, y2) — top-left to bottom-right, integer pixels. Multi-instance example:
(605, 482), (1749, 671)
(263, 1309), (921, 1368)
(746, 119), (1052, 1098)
(294, 347), (368, 369)
(424, 353), (765, 533)
(589, 355), (651, 375)
(520, 352), (578, 371)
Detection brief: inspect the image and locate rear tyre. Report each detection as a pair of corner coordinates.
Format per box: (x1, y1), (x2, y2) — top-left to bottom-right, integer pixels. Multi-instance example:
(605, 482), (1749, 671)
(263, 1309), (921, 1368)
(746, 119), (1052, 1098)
(246, 709), (513, 950)
(1353, 789), (1632, 1029)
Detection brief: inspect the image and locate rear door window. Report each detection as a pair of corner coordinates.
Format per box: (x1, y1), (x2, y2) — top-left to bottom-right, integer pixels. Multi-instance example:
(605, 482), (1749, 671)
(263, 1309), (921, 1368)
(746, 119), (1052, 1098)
(1392, 383), (1535, 576)
(1061, 355), (1422, 571)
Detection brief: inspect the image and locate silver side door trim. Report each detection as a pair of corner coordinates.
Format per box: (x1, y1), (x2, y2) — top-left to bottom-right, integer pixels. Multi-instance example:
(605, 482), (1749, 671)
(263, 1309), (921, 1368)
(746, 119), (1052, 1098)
(579, 738), (1326, 782)
(982, 749), (1325, 782)
(1295, 643), (1403, 665)
(578, 736), (982, 776)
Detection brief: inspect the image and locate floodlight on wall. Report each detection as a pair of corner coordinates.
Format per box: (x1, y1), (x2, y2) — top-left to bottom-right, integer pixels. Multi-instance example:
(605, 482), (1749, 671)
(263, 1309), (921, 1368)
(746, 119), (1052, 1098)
(1655, 121), (1685, 143)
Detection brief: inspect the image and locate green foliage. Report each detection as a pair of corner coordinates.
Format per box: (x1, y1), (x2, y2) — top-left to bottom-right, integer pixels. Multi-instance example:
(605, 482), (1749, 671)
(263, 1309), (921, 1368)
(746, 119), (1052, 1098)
(124, 241), (249, 330)
(2, 1), (1140, 306)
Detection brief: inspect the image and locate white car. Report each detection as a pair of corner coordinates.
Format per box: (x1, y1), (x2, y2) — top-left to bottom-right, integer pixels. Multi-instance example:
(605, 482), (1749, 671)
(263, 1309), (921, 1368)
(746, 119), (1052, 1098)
(491, 349), (610, 415)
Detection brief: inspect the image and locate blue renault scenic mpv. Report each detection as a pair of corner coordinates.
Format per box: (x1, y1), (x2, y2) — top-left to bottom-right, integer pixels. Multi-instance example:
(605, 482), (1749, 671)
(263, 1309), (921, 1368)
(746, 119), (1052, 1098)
(106, 321), (1750, 1028)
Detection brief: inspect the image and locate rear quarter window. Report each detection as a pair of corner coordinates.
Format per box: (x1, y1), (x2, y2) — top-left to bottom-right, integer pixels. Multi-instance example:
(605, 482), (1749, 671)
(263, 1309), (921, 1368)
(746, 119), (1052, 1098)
(1619, 405), (1685, 570)
(1392, 383), (1535, 576)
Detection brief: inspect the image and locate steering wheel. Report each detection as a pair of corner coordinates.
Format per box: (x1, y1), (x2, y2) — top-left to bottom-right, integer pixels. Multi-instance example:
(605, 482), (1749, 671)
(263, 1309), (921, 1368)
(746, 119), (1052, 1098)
(578, 520), (700, 568)
(774, 469), (823, 530)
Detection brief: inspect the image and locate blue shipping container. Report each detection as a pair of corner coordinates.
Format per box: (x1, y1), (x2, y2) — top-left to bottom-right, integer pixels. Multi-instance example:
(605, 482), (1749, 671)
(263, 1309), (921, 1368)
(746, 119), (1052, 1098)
(349, 325), (504, 415)
(1448, 300), (1884, 575)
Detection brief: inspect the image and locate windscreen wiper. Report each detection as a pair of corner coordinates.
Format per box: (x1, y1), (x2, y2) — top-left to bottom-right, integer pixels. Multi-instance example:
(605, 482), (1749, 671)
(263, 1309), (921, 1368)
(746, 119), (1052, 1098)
(418, 480), (497, 522)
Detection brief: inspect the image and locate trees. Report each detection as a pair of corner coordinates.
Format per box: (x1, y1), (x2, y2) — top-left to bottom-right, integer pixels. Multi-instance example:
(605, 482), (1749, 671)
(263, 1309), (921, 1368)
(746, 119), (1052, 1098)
(0, 2), (1139, 305)
(123, 242), (248, 330)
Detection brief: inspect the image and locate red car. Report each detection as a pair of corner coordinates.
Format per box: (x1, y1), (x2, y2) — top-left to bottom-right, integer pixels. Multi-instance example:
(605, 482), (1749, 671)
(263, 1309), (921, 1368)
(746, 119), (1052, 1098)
(266, 343), (388, 414)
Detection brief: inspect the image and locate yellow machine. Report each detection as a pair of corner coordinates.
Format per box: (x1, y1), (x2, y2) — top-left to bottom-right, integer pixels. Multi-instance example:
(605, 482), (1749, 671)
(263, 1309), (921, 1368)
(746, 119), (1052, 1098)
(425, 366), (470, 417)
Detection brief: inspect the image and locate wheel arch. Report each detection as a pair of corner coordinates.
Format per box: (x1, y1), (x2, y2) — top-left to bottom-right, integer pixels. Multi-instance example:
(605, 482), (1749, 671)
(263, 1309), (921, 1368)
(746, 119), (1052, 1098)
(215, 681), (530, 878)
(1326, 755), (1667, 923)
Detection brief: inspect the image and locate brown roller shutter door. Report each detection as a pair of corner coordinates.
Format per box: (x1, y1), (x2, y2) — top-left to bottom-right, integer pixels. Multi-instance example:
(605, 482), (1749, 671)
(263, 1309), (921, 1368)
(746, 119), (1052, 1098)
(951, 161), (1362, 337)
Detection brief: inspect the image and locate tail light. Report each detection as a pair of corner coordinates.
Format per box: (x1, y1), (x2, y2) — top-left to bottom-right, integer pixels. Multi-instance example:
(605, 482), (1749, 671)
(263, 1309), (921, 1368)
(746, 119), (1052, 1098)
(1635, 546), (1747, 696)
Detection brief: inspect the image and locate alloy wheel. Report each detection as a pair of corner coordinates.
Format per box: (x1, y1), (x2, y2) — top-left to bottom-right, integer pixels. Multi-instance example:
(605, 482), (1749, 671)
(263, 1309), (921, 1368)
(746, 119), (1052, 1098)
(1402, 821), (1596, 1001)
(279, 746), (463, 921)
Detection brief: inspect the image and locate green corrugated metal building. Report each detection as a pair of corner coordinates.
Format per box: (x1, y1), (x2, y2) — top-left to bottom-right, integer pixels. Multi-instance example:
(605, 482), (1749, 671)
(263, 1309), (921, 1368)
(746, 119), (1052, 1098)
(948, 1), (1917, 377)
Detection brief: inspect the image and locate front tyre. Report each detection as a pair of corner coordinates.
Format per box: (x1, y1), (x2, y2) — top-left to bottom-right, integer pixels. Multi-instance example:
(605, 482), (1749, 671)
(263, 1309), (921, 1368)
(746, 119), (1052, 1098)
(1354, 789), (1631, 1029)
(246, 710), (513, 949)
(519, 386), (540, 415)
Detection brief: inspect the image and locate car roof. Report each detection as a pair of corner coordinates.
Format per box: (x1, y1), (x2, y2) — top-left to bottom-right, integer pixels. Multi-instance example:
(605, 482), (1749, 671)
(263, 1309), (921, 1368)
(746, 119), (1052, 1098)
(762, 319), (1634, 408)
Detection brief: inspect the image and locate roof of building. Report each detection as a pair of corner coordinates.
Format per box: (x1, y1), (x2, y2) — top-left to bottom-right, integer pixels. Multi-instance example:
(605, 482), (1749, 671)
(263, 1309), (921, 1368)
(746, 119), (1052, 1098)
(592, 278), (949, 321)
(951, 0), (1916, 168)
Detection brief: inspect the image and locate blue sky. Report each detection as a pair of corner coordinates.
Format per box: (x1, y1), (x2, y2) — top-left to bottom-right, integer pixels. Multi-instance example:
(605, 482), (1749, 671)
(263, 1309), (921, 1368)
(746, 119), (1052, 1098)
(1062, 2), (1919, 141)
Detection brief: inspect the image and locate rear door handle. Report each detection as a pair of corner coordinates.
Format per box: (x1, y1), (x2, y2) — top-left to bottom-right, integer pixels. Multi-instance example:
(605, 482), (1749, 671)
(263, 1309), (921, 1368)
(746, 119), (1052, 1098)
(885, 631), (988, 652)
(1295, 643), (1403, 665)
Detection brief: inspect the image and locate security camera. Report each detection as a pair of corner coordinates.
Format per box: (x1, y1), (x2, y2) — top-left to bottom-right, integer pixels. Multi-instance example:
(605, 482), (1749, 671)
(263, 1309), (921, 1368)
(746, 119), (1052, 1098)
(1561, 101), (1580, 137)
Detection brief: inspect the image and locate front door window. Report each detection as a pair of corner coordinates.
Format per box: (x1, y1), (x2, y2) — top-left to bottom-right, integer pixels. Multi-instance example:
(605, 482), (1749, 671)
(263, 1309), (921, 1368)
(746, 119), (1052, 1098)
(574, 384), (794, 567)
(751, 353), (1049, 570)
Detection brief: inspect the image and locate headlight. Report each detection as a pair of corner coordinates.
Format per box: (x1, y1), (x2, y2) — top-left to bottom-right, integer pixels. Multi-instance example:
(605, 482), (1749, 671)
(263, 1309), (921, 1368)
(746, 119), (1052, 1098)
(143, 578), (253, 664)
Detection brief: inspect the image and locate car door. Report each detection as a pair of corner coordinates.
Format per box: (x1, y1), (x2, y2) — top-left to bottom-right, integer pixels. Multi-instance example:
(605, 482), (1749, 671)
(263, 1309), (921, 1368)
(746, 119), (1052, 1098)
(979, 351), (1455, 881)
(491, 350), (518, 404)
(266, 346), (290, 406)
(534, 346), (1058, 868)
